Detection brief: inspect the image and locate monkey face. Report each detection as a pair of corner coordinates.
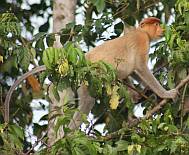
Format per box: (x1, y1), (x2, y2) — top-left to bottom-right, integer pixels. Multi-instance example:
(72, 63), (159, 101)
(154, 23), (164, 38)
(143, 22), (164, 41)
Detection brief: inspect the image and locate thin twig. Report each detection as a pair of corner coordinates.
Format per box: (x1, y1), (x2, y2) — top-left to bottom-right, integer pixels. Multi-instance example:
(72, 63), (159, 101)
(24, 131), (48, 155)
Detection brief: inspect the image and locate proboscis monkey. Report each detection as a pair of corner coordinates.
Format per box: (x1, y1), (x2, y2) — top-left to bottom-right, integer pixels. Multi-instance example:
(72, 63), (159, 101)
(68, 17), (178, 130)
(4, 17), (178, 128)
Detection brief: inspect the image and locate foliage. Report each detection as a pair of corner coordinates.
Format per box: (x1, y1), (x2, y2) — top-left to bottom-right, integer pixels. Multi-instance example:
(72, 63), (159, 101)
(0, 0), (189, 155)
(0, 124), (24, 155)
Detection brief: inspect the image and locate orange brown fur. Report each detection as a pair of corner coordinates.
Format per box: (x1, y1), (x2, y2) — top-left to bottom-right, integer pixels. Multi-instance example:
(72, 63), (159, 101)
(69, 17), (178, 130)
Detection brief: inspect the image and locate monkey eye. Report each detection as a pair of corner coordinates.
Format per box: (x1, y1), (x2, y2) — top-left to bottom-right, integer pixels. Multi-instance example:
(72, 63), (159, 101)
(154, 23), (160, 26)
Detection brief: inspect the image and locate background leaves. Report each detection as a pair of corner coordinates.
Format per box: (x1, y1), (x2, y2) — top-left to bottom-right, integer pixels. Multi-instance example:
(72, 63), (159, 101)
(1, 0), (189, 154)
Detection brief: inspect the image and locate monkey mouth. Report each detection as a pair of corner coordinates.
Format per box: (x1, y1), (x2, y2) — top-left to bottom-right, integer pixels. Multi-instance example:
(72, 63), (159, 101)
(161, 31), (164, 36)
(158, 33), (164, 38)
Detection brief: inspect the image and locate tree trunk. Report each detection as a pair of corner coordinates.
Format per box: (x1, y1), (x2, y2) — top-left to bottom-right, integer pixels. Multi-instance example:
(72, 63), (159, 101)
(48, 0), (76, 146)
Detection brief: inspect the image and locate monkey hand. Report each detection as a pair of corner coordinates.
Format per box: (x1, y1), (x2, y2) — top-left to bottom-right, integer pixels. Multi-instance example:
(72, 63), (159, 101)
(164, 89), (178, 99)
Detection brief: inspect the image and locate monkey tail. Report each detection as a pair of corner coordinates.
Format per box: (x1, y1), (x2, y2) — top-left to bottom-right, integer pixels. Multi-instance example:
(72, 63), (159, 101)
(4, 65), (46, 123)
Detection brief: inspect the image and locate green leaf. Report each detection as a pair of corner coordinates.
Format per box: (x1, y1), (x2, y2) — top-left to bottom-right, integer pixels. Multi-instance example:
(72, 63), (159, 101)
(88, 76), (102, 97)
(103, 62), (116, 81)
(167, 72), (175, 89)
(158, 123), (166, 130)
(156, 145), (166, 152)
(72, 147), (85, 155)
(33, 32), (46, 41)
(115, 140), (128, 151)
(52, 85), (60, 101)
(152, 119), (158, 134)
(8, 133), (23, 149)
(54, 116), (69, 134)
(91, 0), (105, 12)
(74, 48), (85, 65)
(73, 137), (97, 155)
(30, 48), (36, 59)
(16, 47), (31, 70)
(54, 48), (63, 63)
(36, 38), (45, 50)
(74, 24), (83, 34)
(131, 133), (144, 143)
(167, 124), (178, 132)
(57, 78), (71, 91)
(177, 69), (187, 79)
(0, 13), (21, 36)
(42, 47), (63, 69)
(42, 48), (53, 69)
(168, 33), (177, 49)
(184, 12), (189, 25)
(66, 22), (75, 29)
(0, 57), (17, 73)
(46, 33), (56, 47)
(103, 144), (117, 155)
(9, 125), (24, 140)
(67, 48), (78, 64)
(170, 141), (177, 153)
(7, 125), (24, 149)
(39, 71), (48, 84)
(51, 139), (67, 155)
(60, 28), (71, 45)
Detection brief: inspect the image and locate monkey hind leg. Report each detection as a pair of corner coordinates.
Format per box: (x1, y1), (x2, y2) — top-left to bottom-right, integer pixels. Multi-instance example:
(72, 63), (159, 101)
(68, 84), (95, 130)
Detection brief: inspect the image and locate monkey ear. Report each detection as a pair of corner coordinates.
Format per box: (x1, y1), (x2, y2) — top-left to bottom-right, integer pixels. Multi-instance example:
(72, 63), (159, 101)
(139, 23), (145, 28)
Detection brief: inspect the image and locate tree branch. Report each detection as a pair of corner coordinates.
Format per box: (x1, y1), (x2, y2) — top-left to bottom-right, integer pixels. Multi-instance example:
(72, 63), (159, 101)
(105, 74), (189, 140)
(145, 74), (189, 119)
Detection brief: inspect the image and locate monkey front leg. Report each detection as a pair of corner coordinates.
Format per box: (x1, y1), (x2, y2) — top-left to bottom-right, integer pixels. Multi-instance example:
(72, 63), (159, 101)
(135, 65), (177, 99)
(68, 84), (95, 130)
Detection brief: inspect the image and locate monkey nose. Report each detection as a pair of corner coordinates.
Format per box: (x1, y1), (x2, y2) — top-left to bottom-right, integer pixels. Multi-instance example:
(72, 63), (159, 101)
(160, 29), (164, 36)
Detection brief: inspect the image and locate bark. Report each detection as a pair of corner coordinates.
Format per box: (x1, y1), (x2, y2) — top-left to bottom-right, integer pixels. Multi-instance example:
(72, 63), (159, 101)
(48, 0), (76, 146)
